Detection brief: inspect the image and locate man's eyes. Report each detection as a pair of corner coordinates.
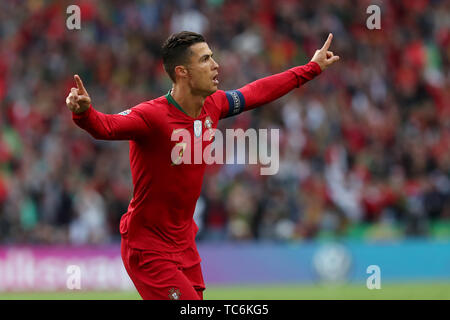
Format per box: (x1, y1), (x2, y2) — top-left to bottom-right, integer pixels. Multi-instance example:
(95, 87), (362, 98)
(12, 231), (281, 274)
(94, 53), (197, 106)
(202, 55), (213, 62)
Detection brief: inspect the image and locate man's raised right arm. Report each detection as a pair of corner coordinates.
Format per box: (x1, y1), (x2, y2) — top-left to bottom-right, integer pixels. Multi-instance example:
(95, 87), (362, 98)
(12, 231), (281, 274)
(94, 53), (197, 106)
(66, 75), (150, 140)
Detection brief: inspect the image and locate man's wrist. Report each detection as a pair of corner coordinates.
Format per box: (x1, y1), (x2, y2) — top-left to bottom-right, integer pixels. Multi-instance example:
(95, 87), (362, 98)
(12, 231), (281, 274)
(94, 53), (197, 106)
(308, 61), (323, 74)
(72, 104), (92, 119)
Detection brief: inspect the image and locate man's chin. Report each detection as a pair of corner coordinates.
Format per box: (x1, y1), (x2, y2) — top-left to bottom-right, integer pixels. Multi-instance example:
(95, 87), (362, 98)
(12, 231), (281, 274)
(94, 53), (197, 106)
(192, 86), (218, 97)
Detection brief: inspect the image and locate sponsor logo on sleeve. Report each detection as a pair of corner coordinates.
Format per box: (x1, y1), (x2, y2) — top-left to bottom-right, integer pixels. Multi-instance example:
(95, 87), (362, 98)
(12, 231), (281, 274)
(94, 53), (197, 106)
(118, 109), (132, 116)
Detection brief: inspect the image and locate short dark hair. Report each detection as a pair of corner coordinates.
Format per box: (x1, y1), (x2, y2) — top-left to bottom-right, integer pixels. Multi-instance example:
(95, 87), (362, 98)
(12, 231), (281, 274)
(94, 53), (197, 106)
(161, 31), (206, 82)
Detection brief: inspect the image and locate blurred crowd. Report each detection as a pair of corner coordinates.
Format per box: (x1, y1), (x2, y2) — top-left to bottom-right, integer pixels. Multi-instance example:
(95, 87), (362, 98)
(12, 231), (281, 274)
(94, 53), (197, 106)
(0, 0), (449, 245)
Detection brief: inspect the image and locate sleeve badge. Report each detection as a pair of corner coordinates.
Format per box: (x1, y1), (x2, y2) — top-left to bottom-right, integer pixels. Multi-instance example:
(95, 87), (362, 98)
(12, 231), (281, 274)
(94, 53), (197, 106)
(118, 109), (132, 116)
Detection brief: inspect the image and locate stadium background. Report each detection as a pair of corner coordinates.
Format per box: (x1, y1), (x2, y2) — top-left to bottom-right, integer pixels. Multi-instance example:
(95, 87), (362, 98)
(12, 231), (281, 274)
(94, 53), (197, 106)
(0, 0), (449, 299)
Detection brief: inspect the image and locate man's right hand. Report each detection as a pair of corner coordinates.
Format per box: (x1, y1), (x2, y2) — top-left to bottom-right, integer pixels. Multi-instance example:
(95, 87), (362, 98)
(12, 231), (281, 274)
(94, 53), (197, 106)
(66, 75), (91, 114)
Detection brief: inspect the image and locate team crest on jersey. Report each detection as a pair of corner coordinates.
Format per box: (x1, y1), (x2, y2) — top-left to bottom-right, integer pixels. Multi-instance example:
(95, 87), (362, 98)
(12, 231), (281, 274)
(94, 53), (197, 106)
(204, 116), (213, 129)
(118, 109), (131, 116)
(204, 116), (214, 141)
(193, 120), (202, 138)
(168, 288), (181, 300)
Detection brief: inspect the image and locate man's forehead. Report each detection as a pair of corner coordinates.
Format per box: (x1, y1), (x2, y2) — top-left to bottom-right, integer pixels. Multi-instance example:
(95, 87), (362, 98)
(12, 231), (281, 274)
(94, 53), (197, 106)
(190, 42), (212, 57)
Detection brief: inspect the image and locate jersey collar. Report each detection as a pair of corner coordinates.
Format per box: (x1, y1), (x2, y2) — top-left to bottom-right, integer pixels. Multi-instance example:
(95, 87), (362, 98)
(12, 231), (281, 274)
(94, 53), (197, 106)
(165, 90), (189, 117)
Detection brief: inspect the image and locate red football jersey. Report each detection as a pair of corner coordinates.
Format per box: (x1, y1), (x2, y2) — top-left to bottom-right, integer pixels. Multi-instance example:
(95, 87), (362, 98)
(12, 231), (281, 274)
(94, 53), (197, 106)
(72, 61), (321, 264)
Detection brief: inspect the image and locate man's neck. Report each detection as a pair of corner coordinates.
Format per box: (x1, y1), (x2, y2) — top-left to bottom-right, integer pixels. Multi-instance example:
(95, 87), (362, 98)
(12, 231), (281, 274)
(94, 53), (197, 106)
(170, 85), (205, 118)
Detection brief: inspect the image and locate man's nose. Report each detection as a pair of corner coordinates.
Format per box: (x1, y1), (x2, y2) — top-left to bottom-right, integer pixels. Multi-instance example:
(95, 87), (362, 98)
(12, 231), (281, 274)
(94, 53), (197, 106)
(212, 58), (219, 70)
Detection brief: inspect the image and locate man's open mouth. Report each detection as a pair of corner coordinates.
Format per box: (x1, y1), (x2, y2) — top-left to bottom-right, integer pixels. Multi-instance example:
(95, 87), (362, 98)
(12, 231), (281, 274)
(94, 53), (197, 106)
(212, 74), (219, 85)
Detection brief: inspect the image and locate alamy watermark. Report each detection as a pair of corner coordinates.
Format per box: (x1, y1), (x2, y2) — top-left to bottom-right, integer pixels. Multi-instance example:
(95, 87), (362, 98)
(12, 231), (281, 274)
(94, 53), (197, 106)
(366, 265), (381, 289)
(67, 4), (381, 31)
(66, 5), (81, 30)
(171, 128), (280, 175)
(66, 265), (81, 290)
(366, 5), (381, 30)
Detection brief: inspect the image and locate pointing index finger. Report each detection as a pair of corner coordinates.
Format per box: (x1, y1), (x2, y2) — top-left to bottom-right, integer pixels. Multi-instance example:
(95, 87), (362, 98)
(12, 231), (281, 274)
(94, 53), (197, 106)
(74, 74), (86, 94)
(321, 33), (333, 51)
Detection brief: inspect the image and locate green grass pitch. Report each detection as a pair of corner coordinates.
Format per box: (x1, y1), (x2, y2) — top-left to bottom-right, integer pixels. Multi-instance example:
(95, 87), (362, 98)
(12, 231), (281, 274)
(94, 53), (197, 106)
(0, 282), (449, 300)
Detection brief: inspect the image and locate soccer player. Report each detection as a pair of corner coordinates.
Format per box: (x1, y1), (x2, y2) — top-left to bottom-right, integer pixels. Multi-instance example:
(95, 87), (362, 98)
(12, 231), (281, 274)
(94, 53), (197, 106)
(66, 31), (339, 300)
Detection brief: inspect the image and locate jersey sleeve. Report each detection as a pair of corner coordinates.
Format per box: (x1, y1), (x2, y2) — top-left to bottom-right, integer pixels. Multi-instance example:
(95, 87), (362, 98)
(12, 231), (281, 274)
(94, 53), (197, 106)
(213, 61), (322, 119)
(72, 103), (151, 141)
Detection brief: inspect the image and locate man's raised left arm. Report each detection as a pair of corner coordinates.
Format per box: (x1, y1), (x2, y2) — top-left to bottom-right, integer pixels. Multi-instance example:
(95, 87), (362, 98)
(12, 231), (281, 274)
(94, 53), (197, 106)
(218, 33), (339, 118)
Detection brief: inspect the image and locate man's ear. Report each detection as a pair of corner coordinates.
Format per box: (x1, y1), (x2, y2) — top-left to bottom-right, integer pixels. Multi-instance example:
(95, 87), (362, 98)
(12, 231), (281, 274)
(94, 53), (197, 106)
(174, 65), (188, 79)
